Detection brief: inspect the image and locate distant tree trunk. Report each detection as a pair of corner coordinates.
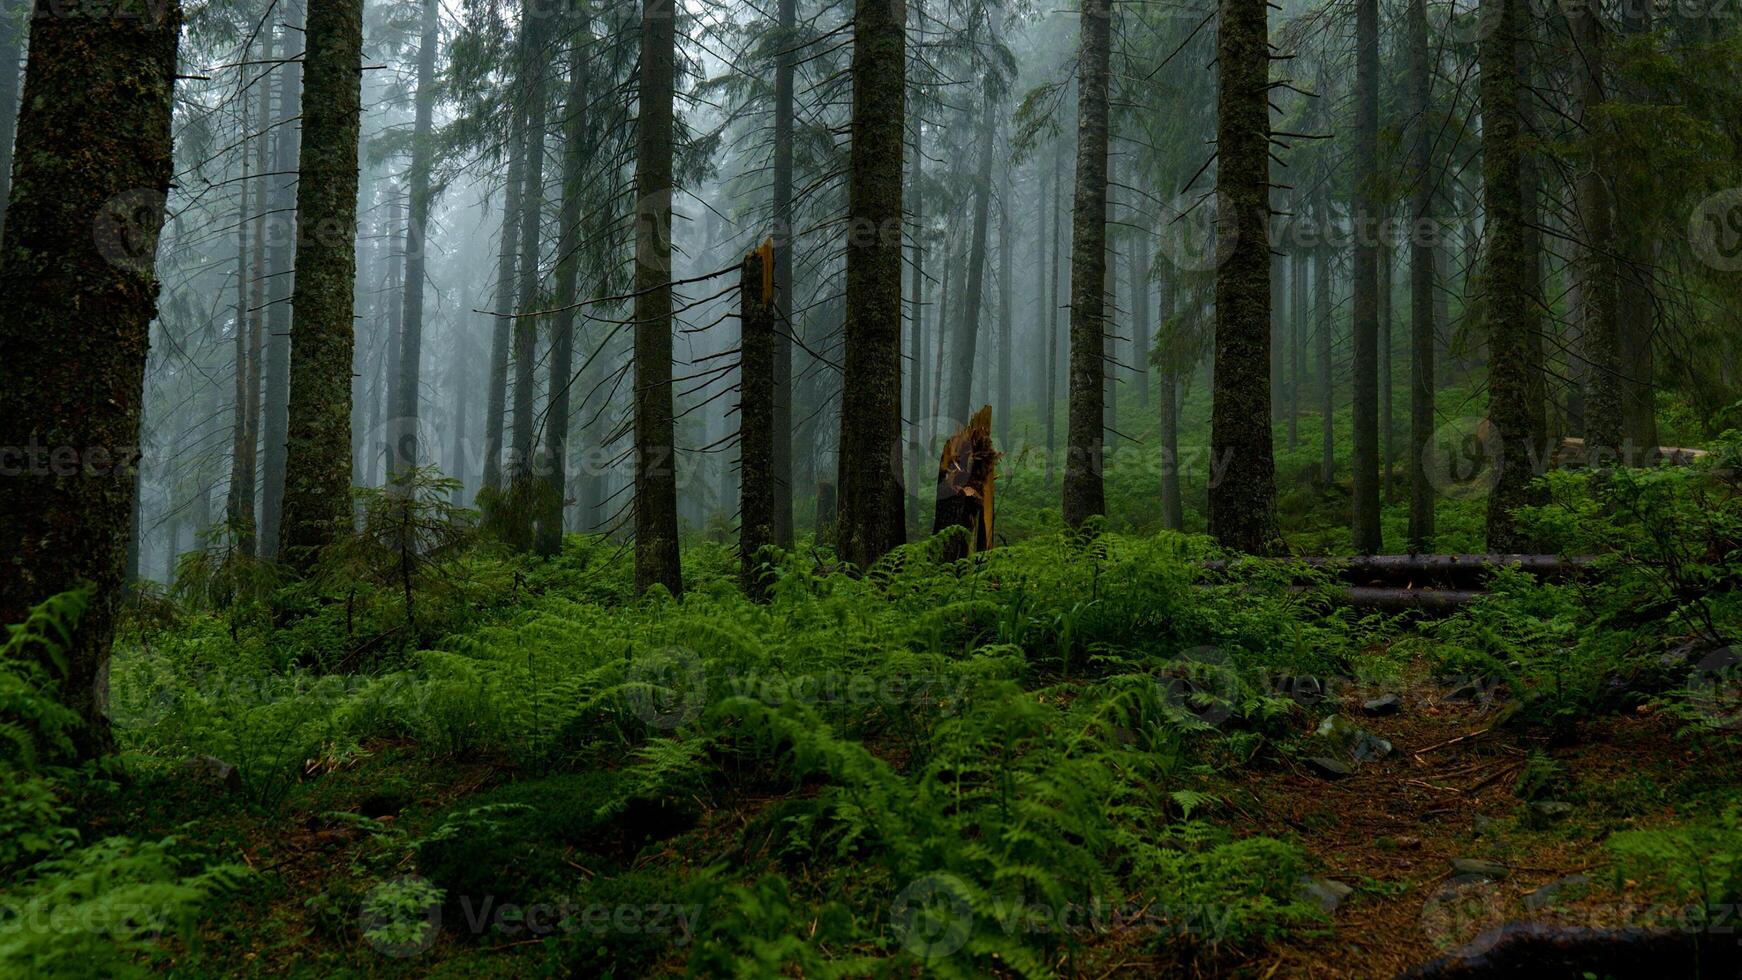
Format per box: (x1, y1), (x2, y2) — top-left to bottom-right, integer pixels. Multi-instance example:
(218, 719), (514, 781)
(1571, 0), (1621, 464)
(948, 79), (996, 427)
(261, 4), (302, 560)
(1350, 0), (1382, 553)
(1317, 236), (1333, 485)
(1103, 187), (1118, 441)
(740, 247), (775, 598)
(451, 347), (471, 505)
(1379, 240), (1393, 499)
(1063, 0), (1111, 528)
(997, 166), (1013, 450)
(1209, 0), (1280, 553)
(836, 0), (908, 569)
(539, 13), (591, 558)
(394, 0), (439, 477)
(1159, 272), (1183, 530)
(0, 1), (181, 756)
(381, 188), (404, 487)
(1480, 0), (1541, 551)
(772, 0), (797, 547)
(634, 0), (684, 595)
(1407, 0), (1436, 550)
(0, 11), (25, 243)
(1288, 247), (1305, 449)
(1615, 2), (1657, 458)
(907, 74), (926, 529)
(1045, 143), (1063, 487)
(229, 51), (259, 553)
(1516, 18), (1547, 451)
(1130, 220), (1150, 412)
(505, 4), (551, 552)
(483, 103), (527, 496)
(280, 0), (363, 566)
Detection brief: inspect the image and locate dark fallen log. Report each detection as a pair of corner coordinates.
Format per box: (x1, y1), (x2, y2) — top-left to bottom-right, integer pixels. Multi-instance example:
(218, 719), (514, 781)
(1205, 554), (1595, 586)
(1398, 920), (1742, 979)
(1556, 436), (1709, 468)
(1298, 586), (1482, 613)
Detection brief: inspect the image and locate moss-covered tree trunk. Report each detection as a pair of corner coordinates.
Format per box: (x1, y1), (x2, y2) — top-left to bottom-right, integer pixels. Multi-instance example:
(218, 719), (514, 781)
(393, 0), (439, 477)
(261, 3), (303, 561)
(483, 99), (528, 496)
(538, 11), (591, 558)
(1063, 0), (1110, 528)
(772, 0), (797, 548)
(0, 10), (26, 244)
(1350, 0), (1382, 553)
(1407, 0), (1437, 550)
(1571, 0), (1621, 463)
(997, 169), (1013, 451)
(948, 80), (996, 428)
(1479, 0), (1541, 551)
(835, 0), (908, 569)
(1047, 145), (1064, 488)
(1159, 270), (1184, 531)
(505, 2), (550, 552)
(740, 247), (775, 599)
(906, 69), (927, 531)
(229, 48), (260, 553)
(1209, 0), (1281, 553)
(0, 1), (181, 754)
(634, 0), (684, 595)
(280, 0), (363, 567)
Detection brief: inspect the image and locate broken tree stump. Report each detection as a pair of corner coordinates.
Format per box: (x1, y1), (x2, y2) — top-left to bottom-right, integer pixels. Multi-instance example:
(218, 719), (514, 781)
(932, 406), (999, 561)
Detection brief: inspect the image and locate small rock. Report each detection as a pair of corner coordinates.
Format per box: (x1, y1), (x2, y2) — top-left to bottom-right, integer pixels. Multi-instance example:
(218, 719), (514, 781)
(1353, 732), (1394, 762)
(1530, 801), (1575, 822)
(177, 754), (240, 792)
(1523, 874), (1591, 911)
(1450, 857), (1508, 879)
(1362, 694), (1403, 716)
(1444, 681), (1484, 703)
(1299, 876), (1355, 913)
(1396, 835), (1423, 850)
(1305, 756), (1356, 779)
(1472, 814), (1496, 834)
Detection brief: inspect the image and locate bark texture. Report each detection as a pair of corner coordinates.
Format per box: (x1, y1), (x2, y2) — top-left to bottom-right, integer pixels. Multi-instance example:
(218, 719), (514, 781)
(1407, 0), (1437, 550)
(1351, 0), (1382, 553)
(0, 1), (182, 754)
(1209, 0), (1281, 553)
(835, 0), (908, 569)
(634, 0), (684, 595)
(772, 0), (797, 547)
(740, 246), (776, 599)
(1063, 0), (1110, 528)
(393, 0), (439, 477)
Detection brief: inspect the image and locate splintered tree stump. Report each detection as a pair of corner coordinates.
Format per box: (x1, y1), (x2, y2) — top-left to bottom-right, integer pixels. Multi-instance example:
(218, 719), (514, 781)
(932, 406), (1000, 561)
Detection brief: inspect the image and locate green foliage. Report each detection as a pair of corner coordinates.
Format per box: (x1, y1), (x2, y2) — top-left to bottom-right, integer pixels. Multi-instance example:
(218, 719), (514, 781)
(1607, 807), (1742, 917)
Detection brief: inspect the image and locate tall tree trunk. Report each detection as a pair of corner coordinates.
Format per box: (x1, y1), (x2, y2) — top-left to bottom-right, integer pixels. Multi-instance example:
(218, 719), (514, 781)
(1516, 18), (1547, 451)
(538, 12), (591, 558)
(280, 0), (363, 567)
(1208, 0), (1279, 552)
(261, 3), (303, 561)
(634, 0), (684, 594)
(1407, 0), (1436, 550)
(0, 1), (181, 755)
(772, 0), (797, 547)
(1480, 0), (1542, 551)
(0, 10), (25, 244)
(1130, 219), (1150, 412)
(381, 188), (405, 488)
(836, 0), (907, 569)
(1063, 0), (1111, 528)
(1045, 143), (1063, 487)
(1615, 0), (1656, 458)
(1317, 238), (1333, 486)
(1379, 239), (1393, 499)
(948, 80), (997, 427)
(907, 72), (926, 529)
(1289, 246), (1305, 448)
(740, 248), (775, 598)
(394, 0), (439, 477)
(1350, 0), (1382, 553)
(997, 163), (1013, 450)
(506, 4), (550, 552)
(483, 106), (527, 495)
(229, 51), (258, 552)
(1571, 0), (1622, 463)
(1159, 271), (1183, 530)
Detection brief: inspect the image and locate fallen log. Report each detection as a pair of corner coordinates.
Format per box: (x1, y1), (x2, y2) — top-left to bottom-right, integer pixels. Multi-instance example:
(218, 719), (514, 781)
(1556, 436), (1708, 468)
(1398, 920), (1742, 979)
(1299, 586), (1482, 613)
(1204, 554), (1595, 586)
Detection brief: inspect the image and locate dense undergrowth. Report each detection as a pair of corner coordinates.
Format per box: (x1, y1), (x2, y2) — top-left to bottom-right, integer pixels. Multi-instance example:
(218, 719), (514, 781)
(3, 435), (1740, 976)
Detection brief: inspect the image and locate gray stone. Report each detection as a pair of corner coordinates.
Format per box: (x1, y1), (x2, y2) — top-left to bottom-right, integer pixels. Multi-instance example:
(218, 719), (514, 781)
(1530, 801), (1575, 822)
(1305, 756), (1355, 779)
(1450, 857), (1508, 879)
(1353, 732), (1394, 762)
(1362, 694), (1402, 716)
(1523, 874), (1591, 911)
(1299, 876), (1354, 913)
